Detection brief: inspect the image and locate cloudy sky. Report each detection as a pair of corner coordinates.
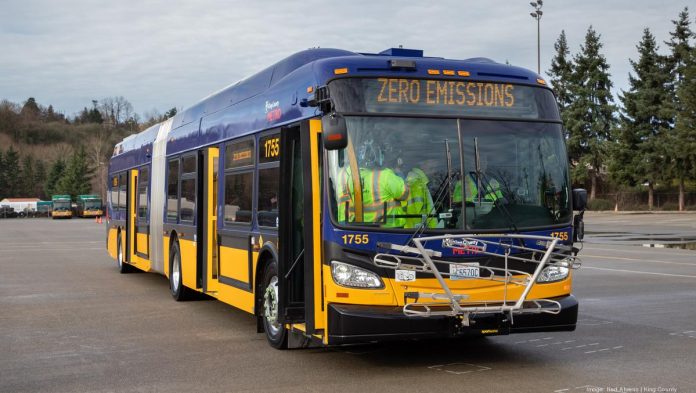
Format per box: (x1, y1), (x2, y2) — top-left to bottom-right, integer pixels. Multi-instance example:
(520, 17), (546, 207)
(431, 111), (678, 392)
(0, 0), (691, 118)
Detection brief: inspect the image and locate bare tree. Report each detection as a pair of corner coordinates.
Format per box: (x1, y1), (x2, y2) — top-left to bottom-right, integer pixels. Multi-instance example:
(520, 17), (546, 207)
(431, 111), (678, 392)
(86, 126), (110, 200)
(98, 96), (134, 128)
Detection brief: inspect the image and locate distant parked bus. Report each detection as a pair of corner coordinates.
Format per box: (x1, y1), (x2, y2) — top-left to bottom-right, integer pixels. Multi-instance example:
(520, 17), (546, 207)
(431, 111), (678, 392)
(76, 195), (103, 218)
(51, 195), (72, 219)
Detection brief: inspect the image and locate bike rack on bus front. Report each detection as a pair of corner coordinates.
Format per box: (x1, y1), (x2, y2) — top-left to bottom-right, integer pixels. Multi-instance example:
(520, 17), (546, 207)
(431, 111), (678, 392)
(373, 234), (581, 326)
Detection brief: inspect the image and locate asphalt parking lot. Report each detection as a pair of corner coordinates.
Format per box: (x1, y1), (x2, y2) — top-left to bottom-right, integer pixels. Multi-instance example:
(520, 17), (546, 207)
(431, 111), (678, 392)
(1, 213), (695, 393)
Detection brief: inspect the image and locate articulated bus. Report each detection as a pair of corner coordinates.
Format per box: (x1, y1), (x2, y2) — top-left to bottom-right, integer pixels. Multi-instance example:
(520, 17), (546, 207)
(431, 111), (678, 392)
(106, 47), (586, 349)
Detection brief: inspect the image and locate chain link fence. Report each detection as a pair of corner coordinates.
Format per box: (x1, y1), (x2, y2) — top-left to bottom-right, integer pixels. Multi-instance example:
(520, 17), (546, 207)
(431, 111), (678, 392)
(591, 192), (696, 211)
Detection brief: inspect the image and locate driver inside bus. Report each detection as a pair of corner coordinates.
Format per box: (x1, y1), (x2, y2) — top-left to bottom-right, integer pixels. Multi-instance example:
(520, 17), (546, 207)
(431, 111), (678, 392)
(336, 137), (409, 227)
(453, 153), (504, 204)
(404, 159), (437, 229)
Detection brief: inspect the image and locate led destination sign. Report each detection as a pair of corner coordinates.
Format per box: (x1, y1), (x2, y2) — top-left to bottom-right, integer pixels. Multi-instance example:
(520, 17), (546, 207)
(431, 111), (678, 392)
(376, 78), (515, 108)
(328, 78), (560, 120)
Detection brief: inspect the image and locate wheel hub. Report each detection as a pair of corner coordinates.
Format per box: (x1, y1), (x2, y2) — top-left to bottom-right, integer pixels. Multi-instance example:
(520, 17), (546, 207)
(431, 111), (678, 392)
(264, 276), (280, 335)
(171, 255), (180, 292)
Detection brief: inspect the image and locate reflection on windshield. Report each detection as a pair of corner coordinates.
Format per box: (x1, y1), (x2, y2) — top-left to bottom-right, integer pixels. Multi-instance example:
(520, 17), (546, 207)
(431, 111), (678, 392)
(54, 202), (71, 210)
(326, 117), (571, 231)
(460, 120), (571, 229)
(328, 117), (461, 229)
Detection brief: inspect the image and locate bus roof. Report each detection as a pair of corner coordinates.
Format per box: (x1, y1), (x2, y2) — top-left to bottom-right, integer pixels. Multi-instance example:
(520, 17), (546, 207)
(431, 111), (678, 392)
(77, 195), (101, 200)
(110, 47), (545, 172)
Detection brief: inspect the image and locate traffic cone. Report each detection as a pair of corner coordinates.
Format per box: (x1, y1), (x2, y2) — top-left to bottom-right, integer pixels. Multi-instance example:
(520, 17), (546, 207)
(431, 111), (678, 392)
(95, 216), (98, 223)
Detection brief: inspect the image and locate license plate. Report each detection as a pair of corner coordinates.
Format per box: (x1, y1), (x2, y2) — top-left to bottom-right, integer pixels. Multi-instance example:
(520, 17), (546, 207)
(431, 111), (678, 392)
(450, 263), (480, 280)
(395, 270), (416, 282)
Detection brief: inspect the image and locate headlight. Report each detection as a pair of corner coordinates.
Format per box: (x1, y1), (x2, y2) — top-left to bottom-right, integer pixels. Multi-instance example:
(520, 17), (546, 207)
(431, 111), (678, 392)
(537, 261), (570, 283)
(331, 261), (384, 289)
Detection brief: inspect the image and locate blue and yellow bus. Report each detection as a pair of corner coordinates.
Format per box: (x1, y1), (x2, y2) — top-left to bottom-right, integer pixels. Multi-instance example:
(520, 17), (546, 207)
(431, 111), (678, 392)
(106, 47), (586, 349)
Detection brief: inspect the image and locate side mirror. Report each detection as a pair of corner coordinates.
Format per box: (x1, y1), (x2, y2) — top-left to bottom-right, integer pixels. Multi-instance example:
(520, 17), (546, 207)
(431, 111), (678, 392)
(321, 113), (347, 150)
(572, 188), (587, 211)
(573, 214), (584, 241)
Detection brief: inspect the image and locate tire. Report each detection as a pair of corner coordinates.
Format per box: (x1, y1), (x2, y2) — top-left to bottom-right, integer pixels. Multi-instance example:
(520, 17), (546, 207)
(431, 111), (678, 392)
(261, 260), (288, 349)
(169, 241), (192, 301)
(117, 231), (133, 273)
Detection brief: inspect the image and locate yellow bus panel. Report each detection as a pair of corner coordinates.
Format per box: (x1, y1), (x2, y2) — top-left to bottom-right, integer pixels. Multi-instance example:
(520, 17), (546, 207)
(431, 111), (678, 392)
(136, 233), (149, 255)
(178, 238), (198, 289)
(163, 236), (170, 277)
(216, 283), (255, 314)
(107, 227), (118, 259)
(219, 246), (250, 284)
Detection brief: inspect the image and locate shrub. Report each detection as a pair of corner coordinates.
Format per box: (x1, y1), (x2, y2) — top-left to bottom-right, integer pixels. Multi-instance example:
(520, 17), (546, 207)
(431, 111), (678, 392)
(587, 198), (614, 211)
(660, 202), (679, 211)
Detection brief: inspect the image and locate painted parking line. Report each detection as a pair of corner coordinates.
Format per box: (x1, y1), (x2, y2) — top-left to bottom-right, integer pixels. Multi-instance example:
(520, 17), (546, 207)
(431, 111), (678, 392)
(581, 254), (696, 267)
(669, 330), (696, 339)
(428, 363), (491, 375)
(582, 266), (696, 279)
(585, 346), (623, 354)
(2, 247), (104, 252)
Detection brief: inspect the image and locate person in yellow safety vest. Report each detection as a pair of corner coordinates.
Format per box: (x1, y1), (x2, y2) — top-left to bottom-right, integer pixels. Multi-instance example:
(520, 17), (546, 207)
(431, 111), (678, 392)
(404, 168), (437, 229)
(453, 173), (504, 203)
(336, 140), (409, 227)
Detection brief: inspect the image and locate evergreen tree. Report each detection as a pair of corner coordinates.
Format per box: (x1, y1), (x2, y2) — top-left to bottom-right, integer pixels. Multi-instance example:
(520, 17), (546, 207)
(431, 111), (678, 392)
(163, 107), (177, 120)
(611, 29), (672, 209)
(3, 147), (21, 197)
(57, 146), (93, 198)
(34, 159), (47, 199)
(565, 26), (616, 200)
(20, 155), (36, 197)
(548, 30), (574, 130)
(45, 158), (66, 197)
(0, 150), (5, 198)
(673, 43), (696, 210)
(664, 7), (694, 211)
(20, 97), (40, 121)
(665, 7), (693, 85)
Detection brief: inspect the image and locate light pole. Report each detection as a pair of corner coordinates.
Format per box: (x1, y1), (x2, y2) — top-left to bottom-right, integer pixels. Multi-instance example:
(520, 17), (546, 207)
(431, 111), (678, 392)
(530, 1), (543, 74)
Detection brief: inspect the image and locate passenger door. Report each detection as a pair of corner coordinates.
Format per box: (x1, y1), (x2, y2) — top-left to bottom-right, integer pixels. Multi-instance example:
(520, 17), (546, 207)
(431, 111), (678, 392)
(278, 120), (324, 334)
(126, 169), (137, 264)
(135, 167), (150, 259)
(200, 147), (220, 293)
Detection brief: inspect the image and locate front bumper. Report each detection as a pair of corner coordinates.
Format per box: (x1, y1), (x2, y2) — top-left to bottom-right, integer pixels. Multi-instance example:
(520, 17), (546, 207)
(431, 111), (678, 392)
(327, 294), (578, 345)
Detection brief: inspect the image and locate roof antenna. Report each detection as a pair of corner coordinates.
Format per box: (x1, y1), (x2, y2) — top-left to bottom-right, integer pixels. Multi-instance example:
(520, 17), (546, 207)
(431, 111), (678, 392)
(399, 44), (403, 48)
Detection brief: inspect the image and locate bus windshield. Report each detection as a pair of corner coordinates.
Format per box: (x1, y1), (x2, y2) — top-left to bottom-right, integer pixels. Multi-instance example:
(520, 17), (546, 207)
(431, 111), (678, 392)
(326, 117), (571, 231)
(85, 200), (101, 210)
(54, 201), (71, 210)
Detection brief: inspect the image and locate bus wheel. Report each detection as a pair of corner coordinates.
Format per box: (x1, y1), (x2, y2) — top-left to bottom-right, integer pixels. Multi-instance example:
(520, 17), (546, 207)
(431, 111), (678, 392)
(262, 260), (288, 349)
(117, 232), (132, 274)
(169, 241), (192, 301)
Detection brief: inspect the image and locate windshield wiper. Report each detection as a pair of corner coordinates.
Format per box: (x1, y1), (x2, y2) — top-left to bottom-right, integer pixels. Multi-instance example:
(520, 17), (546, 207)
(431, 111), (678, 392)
(404, 140), (456, 247)
(445, 138), (453, 210)
(472, 137), (520, 235)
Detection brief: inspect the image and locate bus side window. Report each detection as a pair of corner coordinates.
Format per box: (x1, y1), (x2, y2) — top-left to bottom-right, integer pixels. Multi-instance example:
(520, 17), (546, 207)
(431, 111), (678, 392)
(224, 172), (253, 224)
(257, 167), (279, 227)
(137, 167), (149, 221)
(166, 159), (179, 222)
(223, 138), (255, 225)
(180, 155), (197, 223)
(118, 172), (127, 214)
(110, 175), (119, 216)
